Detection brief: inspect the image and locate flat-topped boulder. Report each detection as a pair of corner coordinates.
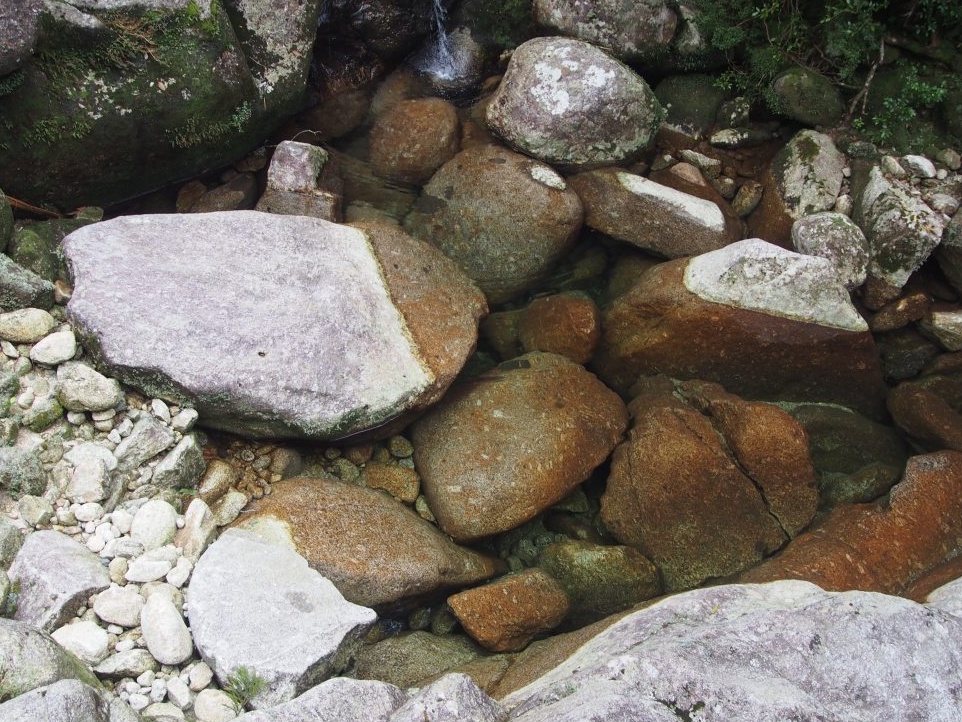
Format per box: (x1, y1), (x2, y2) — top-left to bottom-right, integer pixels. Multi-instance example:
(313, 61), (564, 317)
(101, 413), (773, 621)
(61, 212), (486, 441)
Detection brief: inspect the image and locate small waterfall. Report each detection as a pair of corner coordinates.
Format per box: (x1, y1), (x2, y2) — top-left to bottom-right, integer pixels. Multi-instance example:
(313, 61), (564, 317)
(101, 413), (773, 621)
(430, 0), (455, 73)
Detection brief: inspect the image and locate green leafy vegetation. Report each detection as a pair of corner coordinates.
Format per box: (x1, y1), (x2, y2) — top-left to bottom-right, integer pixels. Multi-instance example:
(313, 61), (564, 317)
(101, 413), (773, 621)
(690, 0), (962, 148)
(223, 665), (267, 712)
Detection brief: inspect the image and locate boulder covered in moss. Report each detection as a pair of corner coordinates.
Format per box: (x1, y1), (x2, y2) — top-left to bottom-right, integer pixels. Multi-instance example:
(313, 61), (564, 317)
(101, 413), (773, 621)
(0, 0), (321, 209)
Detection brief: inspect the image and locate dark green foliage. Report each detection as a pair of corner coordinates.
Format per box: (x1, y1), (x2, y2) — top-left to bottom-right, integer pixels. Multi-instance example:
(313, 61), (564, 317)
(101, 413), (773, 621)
(690, 0), (962, 149)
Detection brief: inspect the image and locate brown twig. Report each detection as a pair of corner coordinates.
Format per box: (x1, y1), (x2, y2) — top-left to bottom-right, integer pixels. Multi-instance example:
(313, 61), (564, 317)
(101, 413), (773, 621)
(6, 195), (62, 219)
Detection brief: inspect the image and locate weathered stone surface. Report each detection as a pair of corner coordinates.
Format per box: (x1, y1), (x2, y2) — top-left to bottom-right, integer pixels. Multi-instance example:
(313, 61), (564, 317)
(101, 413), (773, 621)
(0, 617), (102, 702)
(770, 66), (844, 127)
(569, 168), (738, 258)
(749, 130), (846, 246)
(601, 378), (816, 591)
(485, 37), (664, 170)
(412, 352), (627, 542)
(853, 162), (945, 302)
(404, 145), (582, 304)
(532, 0), (677, 62)
(370, 98), (460, 185)
(62, 212), (485, 440)
(0, 446), (46, 497)
(502, 581), (962, 721)
(8, 530), (110, 632)
(0, 678), (110, 722)
(233, 676), (407, 722)
(55, 362), (123, 413)
(390, 673), (507, 722)
(791, 211), (869, 290)
(0, 0), (41, 76)
(448, 569), (569, 652)
(188, 528), (377, 709)
(233, 476), (499, 609)
(0, 253), (55, 312)
(739, 451), (962, 594)
(0, 307), (55, 342)
(595, 241), (887, 417)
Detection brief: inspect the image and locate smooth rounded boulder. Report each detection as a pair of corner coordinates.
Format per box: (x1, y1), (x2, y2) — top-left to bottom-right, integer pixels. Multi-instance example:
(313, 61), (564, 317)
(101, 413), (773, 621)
(485, 36), (664, 170)
(411, 352), (628, 542)
(405, 145), (583, 304)
(61, 212), (486, 440)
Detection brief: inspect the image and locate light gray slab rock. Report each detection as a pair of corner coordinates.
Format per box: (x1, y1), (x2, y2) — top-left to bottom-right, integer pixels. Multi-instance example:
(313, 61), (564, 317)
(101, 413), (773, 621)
(65, 458), (111, 503)
(94, 649), (159, 679)
(173, 498), (217, 564)
(151, 434), (205, 490)
(504, 580), (962, 721)
(234, 677), (407, 721)
(92, 585), (145, 627)
(925, 576), (962, 617)
(61, 212), (479, 440)
(140, 592), (193, 665)
(0, 617), (103, 701)
(8, 529), (110, 632)
(192, 688), (237, 722)
(114, 416), (175, 473)
(187, 528), (377, 709)
(684, 239), (868, 331)
(389, 673), (505, 722)
(791, 211), (869, 290)
(51, 620), (110, 665)
(0, 678), (110, 722)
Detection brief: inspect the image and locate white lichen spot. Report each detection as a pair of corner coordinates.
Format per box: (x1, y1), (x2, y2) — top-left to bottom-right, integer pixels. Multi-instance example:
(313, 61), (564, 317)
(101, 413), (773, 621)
(530, 165), (566, 190)
(531, 61), (570, 115)
(616, 172), (725, 232)
(583, 65), (615, 88)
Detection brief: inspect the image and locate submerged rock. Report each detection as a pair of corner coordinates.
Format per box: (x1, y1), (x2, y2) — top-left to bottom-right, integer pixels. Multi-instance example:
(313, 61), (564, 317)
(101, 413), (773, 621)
(62, 212), (485, 441)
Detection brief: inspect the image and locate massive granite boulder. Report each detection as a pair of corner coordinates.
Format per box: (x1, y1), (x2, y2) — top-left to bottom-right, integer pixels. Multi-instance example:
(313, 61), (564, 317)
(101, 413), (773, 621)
(61, 212), (486, 440)
(502, 581), (962, 721)
(0, 0), (322, 208)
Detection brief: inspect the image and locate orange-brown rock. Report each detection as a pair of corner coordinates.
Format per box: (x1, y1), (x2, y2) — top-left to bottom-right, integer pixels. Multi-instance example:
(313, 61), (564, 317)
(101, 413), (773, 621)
(411, 352), (628, 542)
(232, 476), (500, 610)
(593, 247), (887, 419)
(601, 378), (816, 591)
(887, 374), (962, 452)
(369, 98), (461, 185)
(517, 293), (601, 365)
(360, 461), (420, 504)
(737, 451), (962, 594)
(447, 569), (569, 652)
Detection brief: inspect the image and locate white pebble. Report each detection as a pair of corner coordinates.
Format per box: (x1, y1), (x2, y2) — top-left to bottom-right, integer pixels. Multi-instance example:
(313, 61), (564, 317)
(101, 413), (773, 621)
(86, 535), (106, 553)
(51, 620), (110, 665)
(128, 693), (150, 712)
(66, 411), (87, 425)
(150, 678), (168, 702)
(116, 638), (136, 653)
(193, 689), (238, 722)
(166, 676), (192, 709)
(137, 670), (156, 687)
(107, 429), (123, 444)
(151, 398), (171, 423)
(165, 556), (193, 589)
(188, 662), (214, 692)
(124, 681), (141, 695)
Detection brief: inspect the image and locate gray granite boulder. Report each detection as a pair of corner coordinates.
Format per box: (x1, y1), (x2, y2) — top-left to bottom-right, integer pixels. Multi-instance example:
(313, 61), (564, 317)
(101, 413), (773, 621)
(8, 530), (110, 632)
(853, 162), (945, 305)
(750, 129), (846, 245)
(485, 37), (664, 170)
(0, 678), (111, 722)
(0, 0), (41, 76)
(503, 581), (962, 721)
(62, 212), (486, 441)
(234, 676), (407, 721)
(532, 0), (677, 63)
(791, 211), (869, 290)
(0, 617), (103, 702)
(0, 254), (55, 312)
(187, 528), (377, 709)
